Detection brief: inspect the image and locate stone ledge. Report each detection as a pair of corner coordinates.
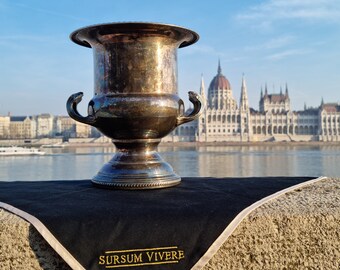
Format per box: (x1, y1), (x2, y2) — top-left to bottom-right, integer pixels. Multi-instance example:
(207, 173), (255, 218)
(203, 177), (340, 270)
(0, 208), (70, 270)
(0, 177), (339, 270)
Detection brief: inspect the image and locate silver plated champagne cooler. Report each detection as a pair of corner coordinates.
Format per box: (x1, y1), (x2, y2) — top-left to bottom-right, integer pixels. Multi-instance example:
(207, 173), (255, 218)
(67, 22), (203, 189)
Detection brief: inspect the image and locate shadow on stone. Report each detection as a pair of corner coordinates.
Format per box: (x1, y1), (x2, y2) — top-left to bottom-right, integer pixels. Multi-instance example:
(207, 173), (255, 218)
(28, 225), (72, 270)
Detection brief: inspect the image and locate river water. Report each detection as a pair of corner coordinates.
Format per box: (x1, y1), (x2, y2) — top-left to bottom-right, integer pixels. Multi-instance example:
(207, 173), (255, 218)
(1, 145), (340, 181)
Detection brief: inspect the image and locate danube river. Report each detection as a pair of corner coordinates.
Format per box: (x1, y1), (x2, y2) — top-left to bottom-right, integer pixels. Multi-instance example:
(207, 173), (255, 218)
(1, 144), (340, 181)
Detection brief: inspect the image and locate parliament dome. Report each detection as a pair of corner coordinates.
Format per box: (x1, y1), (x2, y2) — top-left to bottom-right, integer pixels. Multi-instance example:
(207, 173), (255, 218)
(208, 62), (231, 90)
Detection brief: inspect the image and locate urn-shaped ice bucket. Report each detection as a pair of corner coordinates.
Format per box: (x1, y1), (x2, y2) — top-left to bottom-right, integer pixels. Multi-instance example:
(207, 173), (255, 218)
(67, 22), (202, 189)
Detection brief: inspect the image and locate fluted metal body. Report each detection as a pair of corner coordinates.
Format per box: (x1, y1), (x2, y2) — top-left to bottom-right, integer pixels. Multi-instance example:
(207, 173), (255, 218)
(67, 22), (202, 189)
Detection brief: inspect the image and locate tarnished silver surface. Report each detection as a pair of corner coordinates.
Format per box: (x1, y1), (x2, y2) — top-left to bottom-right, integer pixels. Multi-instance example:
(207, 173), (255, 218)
(66, 22), (203, 189)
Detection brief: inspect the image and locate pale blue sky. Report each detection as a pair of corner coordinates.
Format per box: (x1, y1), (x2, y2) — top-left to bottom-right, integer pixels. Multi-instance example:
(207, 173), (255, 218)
(1, 0), (339, 115)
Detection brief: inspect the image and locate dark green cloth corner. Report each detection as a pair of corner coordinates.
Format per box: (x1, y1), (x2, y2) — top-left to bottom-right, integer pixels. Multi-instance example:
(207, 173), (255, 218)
(0, 177), (315, 270)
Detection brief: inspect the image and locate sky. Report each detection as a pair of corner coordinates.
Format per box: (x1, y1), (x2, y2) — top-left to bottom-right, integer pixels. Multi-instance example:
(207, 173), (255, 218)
(0, 0), (339, 116)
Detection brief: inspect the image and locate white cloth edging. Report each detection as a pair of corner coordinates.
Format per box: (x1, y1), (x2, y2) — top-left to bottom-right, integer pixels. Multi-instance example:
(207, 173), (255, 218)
(191, 176), (327, 270)
(0, 202), (85, 270)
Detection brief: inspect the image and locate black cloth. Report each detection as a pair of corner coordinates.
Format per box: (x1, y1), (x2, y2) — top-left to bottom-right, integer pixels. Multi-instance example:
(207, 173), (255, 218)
(0, 177), (314, 269)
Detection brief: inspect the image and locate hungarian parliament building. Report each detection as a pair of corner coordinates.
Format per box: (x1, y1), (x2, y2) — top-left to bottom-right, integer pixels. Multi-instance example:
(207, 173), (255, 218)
(0, 62), (339, 143)
(166, 62), (340, 142)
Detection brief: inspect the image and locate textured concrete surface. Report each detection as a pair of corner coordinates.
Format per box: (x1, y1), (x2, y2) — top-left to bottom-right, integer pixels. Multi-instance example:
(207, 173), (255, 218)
(203, 177), (340, 270)
(0, 177), (339, 270)
(0, 209), (71, 270)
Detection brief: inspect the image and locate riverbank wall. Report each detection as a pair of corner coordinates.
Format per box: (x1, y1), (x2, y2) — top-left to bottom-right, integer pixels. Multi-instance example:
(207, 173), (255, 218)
(1, 137), (339, 148)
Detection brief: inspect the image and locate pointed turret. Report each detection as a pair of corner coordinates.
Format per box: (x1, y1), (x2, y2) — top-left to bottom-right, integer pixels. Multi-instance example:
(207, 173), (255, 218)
(260, 86), (263, 99)
(217, 59), (222, 75)
(199, 74), (207, 108)
(264, 83), (268, 96)
(199, 74), (205, 99)
(240, 73), (249, 111)
(285, 83), (289, 98)
(280, 86), (283, 95)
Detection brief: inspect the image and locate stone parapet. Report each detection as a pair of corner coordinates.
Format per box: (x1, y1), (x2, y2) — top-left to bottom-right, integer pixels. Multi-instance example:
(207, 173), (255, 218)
(0, 177), (339, 269)
(202, 177), (340, 269)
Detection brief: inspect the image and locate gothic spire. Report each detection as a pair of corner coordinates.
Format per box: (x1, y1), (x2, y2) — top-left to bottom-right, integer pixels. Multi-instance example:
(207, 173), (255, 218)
(285, 83), (289, 98)
(240, 73), (249, 111)
(199, 74), (206, 103)
(217, 59), (222, 75)
(241, 73), (246, 88)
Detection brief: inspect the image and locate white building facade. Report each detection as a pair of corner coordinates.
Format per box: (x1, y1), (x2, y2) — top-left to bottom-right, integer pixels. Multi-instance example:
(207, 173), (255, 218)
(174, 62), (340, 142)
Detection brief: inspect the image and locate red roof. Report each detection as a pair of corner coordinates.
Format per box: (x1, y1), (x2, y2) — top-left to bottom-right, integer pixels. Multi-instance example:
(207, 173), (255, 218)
(322, 103), (340, 113)
(266, 94), (287, 103)
(208, 74), (231, 90)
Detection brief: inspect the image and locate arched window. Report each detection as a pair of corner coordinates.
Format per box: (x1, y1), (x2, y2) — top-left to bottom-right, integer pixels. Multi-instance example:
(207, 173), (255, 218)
(289, 125), (293, 134)
(304, 126), (309, 134)
(257, 126), (261, 134)
(268, 125), (272, 135)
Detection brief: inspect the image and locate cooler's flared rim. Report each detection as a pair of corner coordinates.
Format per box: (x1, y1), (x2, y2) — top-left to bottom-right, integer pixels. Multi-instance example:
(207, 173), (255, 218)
(70, 22), (199, 48)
